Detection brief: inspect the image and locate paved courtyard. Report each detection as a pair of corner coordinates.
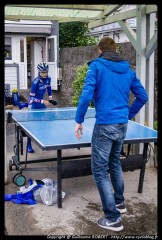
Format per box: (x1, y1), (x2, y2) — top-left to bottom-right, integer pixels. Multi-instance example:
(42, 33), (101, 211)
(4, 90), (158, 236)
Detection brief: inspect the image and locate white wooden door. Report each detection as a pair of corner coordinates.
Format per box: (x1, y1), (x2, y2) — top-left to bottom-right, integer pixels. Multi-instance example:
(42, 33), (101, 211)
(46, 36), (58, 90)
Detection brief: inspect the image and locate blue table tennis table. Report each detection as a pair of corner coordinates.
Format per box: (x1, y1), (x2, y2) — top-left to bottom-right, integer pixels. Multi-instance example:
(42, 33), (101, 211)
(6, 107), (157, 208)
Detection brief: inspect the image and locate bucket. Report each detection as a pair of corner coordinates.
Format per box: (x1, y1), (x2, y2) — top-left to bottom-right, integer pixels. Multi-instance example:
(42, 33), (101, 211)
(12, 92), (20, 106)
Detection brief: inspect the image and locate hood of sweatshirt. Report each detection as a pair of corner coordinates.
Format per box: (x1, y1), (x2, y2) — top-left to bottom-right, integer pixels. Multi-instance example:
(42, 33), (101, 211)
(88, 50), (130, 74)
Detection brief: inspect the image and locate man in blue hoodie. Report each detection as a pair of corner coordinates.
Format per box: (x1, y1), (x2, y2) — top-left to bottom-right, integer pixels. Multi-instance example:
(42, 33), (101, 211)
(75, 37), (148, 232)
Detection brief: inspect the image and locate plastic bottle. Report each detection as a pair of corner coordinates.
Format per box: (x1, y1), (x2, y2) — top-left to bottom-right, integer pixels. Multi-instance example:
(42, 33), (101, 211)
(40, 178), (57, 206)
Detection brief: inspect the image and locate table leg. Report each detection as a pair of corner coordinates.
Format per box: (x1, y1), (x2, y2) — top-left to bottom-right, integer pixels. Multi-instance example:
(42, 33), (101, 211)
(138, 143), (149, 193)
(15, 125), (20, 163)
(20, 131), (24, 155)
(57, 149), (62, 208)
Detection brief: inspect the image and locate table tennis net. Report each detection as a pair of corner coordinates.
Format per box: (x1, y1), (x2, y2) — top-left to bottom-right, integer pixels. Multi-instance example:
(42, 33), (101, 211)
(7, 108), (96, 122)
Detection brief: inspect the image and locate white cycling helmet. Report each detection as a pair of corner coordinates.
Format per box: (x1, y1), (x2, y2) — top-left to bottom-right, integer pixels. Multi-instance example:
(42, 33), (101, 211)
(37, 62), (49, 72)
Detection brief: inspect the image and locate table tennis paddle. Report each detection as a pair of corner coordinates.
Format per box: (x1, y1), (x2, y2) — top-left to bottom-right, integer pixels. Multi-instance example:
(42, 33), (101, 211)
(48, 100), (58, 106)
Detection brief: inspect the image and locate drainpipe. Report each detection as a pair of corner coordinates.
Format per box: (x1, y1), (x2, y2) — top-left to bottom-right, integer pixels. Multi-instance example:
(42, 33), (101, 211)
(51, 21), (61, 89)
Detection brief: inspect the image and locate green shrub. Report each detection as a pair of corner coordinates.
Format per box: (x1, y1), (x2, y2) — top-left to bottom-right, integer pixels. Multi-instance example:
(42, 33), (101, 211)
(154, 121), (158, 130)
(71, 63), (94, 107)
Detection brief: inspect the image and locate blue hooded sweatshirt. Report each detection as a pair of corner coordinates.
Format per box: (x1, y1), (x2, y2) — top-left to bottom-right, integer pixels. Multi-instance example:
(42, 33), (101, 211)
(75, 50), (148, 124)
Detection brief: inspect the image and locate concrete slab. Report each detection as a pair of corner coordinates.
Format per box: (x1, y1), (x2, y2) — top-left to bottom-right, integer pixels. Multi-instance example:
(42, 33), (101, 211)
(5, 122), (158, 236)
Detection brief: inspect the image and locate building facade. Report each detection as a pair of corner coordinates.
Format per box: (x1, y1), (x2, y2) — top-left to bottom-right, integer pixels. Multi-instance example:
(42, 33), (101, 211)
(5, 20), (60, 94)
(89, 5), (137, 43)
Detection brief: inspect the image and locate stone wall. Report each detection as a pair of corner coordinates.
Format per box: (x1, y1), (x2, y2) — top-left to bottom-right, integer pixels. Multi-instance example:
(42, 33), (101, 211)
(59, 45), (98, 102)
(59, 43), (157, 120)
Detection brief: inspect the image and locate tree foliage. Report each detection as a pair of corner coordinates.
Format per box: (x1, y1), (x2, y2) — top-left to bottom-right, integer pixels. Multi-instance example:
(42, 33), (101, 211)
(59, 22), (98, 48)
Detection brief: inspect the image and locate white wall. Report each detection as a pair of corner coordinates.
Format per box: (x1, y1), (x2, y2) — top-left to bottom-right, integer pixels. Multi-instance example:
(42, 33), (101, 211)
(5, 65), (18, 94)
(5, 35), (27, 91)
(89, 5), (137, 43)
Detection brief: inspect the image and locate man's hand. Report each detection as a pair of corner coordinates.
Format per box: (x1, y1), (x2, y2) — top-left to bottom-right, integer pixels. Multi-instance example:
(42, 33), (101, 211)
(75, 123), (83, 139)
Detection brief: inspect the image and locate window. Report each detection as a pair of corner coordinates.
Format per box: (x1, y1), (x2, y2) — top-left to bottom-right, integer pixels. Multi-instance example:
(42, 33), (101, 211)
(5, 37), (12, 60)
(47, 38), (55, 62)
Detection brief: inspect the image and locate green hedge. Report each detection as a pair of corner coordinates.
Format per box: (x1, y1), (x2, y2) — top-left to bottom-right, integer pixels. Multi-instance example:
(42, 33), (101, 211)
(71, 63), (94, 107)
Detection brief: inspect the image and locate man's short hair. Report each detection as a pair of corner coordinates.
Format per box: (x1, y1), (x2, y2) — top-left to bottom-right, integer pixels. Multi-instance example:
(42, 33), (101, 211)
(98, 37), (116, 52)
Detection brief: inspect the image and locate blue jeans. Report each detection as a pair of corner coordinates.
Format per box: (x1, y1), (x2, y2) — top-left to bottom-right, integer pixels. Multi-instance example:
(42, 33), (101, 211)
(91, 123), (128, 222)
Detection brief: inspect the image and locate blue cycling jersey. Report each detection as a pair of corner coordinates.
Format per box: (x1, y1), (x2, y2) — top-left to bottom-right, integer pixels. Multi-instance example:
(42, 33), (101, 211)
(28, 76), (52, 105)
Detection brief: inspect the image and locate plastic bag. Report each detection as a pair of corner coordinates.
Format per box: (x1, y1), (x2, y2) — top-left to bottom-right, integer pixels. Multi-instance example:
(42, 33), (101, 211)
(33, 188), (42, 203)
(33, 178), (65, 206)
(39, 178), (58, 206)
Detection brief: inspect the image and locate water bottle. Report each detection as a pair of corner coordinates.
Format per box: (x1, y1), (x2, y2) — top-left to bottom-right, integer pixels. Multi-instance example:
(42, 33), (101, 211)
(28, 104), (32, 110)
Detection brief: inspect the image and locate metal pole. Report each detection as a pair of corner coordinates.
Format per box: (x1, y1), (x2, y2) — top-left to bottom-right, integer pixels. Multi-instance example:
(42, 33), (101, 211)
(57, 149), (62, 208)
(138, 142), (149, 193)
